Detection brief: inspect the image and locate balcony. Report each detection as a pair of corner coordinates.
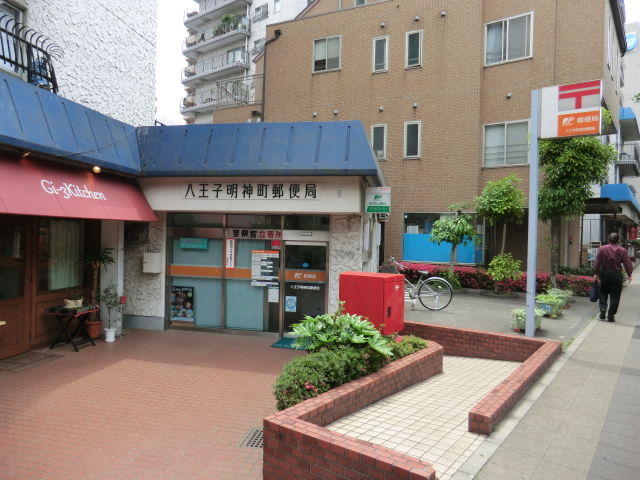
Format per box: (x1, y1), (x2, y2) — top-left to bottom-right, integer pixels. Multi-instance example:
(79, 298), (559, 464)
(617, 143), (640, 178)
(180, 74), (263, 117)
(0, 13), (62, 94)
(182, 49), (249, 86)
(184, 0), (253, 29)
(183, 16), (250, 59)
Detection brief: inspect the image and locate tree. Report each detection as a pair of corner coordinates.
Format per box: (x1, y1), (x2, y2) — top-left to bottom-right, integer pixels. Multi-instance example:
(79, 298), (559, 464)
(538, 136), (616, 287)
(474, 173), (526, 257)
(80, 247), (116, 305)
(429, 202), (480, 272)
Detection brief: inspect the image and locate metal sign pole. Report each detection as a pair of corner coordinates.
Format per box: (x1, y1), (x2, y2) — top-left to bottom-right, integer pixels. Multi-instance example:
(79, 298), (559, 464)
(526, 89), (540, 337)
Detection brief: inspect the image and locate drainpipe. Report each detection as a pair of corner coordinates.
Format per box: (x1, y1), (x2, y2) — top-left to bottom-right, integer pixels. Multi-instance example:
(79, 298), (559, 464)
(261, 29), (282, 122)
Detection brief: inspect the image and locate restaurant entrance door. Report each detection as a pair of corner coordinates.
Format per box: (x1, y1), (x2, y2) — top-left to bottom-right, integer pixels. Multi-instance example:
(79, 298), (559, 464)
(0, 216), (31, 360)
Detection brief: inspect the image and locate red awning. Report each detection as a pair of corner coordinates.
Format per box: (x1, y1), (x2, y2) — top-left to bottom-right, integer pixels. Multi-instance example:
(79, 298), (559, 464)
(0, 155), (157, 222)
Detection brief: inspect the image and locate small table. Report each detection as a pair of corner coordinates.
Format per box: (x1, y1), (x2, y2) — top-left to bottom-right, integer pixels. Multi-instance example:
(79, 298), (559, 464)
(46, 306), (99, 352)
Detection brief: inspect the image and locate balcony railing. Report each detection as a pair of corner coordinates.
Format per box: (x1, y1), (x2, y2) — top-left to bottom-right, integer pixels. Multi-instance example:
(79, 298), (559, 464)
(252, 6), (269, 22)
(617, 143), (640, 178)
(0, 14), (62, 94)
(182, 49), (249, 83)
(184, 16), (250, 51)
(181, 74), (263, 112)
(184, 0), (252, 23)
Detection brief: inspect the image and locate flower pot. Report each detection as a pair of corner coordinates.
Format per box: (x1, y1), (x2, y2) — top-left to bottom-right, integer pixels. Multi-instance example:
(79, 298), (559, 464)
(85, 320), (102, 339)
(63, 298), (83, 308)
(512, 313), (542, 331)
(535, 301), (562, 317)
(104, 327), (117, 343)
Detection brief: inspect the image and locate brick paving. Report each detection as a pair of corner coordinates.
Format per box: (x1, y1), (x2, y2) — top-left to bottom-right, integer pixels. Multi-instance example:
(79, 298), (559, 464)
(0, 330), (304, 480)
(327, 356), (520, 480)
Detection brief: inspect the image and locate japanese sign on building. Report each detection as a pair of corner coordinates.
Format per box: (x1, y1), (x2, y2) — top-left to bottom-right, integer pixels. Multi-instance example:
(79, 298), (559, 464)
(179, 237), (208, 250)
(225, 229), (283, 240)
(540, 80), (602, 139)
(183, 182), (321, 200)
(251, 250), (280, 287)
(365, 187), (391, 213)
(225, 239), (236, 268)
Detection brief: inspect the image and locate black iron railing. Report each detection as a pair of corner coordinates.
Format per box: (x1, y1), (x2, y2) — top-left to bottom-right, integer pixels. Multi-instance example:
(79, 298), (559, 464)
(0, 14), (63, 94)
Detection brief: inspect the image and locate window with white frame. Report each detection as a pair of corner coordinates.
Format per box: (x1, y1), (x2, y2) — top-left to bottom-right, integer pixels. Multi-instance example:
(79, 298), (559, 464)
(371, 124), (387, 160)
(373, 36), (388, 72)
(356, 0), (365, 5)
(607, 16), (613, 69)
(404, 121), (421, 158)
(313, 35), (340, 72)
(253, 4), (268, 21)
(406, 30), (422, 68)
(274, 0), (281, 13)
(485, 13), (532, 65)
(484, 121), (529, 166)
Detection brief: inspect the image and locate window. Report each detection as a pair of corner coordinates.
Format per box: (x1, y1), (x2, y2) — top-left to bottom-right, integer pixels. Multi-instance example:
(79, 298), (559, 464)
(371, 124), (387, 160)
(373, 36), (388, 72)
(404, 121), (421, 158)
(253, 4), (268, 21)
(607, 16), (613, 69)
(484, 121), (529, 166)
(252, 38), (265, 55)
(37, 219), (85, 292)
(485, 13), (532, 65)
(313, 35), (340, 72)
(406, 30), (422, 68)
(355, 0), (365, 5)
(0, 1), (20, 73)
(274, 0), (281, 13)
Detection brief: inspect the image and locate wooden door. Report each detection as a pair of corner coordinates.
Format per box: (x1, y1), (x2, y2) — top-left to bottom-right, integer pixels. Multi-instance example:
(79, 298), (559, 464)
(0, 216), (31, 360)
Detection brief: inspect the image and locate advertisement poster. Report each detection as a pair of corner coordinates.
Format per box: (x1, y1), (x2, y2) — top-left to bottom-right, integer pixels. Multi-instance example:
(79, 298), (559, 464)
(285, 296), (297, 312)
(225, 238), (236, 268)
(251, 250), (280, 287)
(171, 286), (194, 322)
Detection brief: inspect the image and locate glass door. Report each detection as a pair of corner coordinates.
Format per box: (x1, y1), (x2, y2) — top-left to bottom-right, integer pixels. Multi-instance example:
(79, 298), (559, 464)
(0, 216), (30, 360)
(282, 242), (328, 334)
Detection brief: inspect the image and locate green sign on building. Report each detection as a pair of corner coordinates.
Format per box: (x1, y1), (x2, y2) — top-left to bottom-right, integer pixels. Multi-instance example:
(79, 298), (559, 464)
(365, 187), (391, 214)
(180, 238), (208, 249)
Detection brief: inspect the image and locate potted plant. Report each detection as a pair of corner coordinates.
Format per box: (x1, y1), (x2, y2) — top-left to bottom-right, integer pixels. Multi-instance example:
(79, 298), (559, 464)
(511, 308), (545, 332)
(546, 288), (573, 308)
(535, 294), (562, 318)
(78, 247), (115, 336)
(99, 281), (124, 343)
(220, 13), (237, 33)
(64, 289), (83, 308)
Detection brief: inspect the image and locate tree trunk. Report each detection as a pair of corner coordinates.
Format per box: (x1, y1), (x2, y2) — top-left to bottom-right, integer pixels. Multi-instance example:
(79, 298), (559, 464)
(501, 222), (507, 255)
(450, 244), (457, 272)
(550, 217), (561, 288)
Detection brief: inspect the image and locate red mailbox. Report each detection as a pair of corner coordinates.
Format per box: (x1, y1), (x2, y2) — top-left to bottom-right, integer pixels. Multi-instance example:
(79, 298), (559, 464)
(339, 272), (404, 335)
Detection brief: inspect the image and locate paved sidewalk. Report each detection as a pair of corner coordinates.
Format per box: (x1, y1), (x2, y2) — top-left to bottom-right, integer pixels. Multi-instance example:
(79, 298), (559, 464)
(454, 281), (640, 480)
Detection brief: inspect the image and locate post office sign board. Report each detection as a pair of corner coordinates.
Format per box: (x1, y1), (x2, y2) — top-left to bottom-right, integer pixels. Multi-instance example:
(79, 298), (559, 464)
(365, 187), (391, 213)
(540, 80), (602, 139)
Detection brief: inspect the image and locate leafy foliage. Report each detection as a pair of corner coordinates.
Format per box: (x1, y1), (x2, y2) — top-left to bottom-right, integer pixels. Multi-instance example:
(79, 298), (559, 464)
(291, 302), (393, 356)
(429, 203), (480, 271)
(474, 174), (525, 256)
(558, 264), (595, 276)
(487, 253), (522, 293)
(274, 335), (428, 410)
(79, 247), (116, 307)
(436, 268), (462, 291)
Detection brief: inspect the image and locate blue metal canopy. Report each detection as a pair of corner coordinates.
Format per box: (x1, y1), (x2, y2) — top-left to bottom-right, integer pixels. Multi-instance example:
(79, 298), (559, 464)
(0, 70), (384, 185)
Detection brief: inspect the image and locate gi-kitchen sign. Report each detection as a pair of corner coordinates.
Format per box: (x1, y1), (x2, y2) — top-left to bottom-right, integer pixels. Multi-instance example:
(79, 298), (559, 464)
(41, 180), (107, 200)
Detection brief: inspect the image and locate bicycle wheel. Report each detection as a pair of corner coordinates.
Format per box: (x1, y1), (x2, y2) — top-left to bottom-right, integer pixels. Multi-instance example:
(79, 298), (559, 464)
(418, 277), (453, 311)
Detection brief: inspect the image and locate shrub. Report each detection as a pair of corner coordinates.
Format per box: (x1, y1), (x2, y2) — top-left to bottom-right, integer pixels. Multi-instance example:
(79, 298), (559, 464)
(291, 302), (393, 356)
(388, 334), (428, 359)
(273, 346), (389, 410)
(558, 264), (594, 276)
(396, 262), (591, 296)
(486, 253), (522, 292)
(437, 268), (462, 291)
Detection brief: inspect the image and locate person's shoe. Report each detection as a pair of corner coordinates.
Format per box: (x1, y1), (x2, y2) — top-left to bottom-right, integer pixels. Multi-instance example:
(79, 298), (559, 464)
(608, 316), (615, 322)
(599, 310), (606, 320)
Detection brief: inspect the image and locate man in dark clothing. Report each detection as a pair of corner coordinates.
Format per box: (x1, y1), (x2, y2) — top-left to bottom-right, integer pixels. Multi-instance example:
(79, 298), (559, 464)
(593, 232), (633, 322)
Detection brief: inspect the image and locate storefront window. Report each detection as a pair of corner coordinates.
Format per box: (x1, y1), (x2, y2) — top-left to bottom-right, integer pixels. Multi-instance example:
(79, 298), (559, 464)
(227, 215), (281, 229)
(171, 213), (223, 228)
(37, 219), (84, 292)
(284, 215), (330, 231)
(0, 224), (25, 300)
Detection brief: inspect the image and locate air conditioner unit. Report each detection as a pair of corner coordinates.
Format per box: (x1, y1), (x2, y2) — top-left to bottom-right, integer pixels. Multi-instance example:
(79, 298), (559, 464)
(377, 213), (389, 222)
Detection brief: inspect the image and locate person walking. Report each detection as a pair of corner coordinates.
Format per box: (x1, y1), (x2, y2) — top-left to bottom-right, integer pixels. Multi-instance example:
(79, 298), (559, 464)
(593, 232), (633, 322)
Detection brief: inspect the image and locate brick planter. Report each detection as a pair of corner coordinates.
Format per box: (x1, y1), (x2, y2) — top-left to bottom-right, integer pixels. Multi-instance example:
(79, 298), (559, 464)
(402, 321), (562, 434)
(264, 342), (444, 480)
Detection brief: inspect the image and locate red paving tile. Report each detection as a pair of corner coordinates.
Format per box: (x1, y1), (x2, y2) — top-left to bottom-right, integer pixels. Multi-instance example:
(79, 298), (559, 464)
(0, 330), (304, 480)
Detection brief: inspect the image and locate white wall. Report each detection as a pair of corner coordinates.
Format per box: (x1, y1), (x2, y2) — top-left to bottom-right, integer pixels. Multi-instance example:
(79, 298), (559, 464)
(25, 0), (158, 126)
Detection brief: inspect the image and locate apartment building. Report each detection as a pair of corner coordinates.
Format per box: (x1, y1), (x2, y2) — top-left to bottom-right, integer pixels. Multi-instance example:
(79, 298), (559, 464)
(180, 0), (308, 124)
(212, 0), (636, 270)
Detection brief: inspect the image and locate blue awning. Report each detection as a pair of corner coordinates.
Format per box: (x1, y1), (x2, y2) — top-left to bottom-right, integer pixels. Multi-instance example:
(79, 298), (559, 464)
(620, 107), (640, 142)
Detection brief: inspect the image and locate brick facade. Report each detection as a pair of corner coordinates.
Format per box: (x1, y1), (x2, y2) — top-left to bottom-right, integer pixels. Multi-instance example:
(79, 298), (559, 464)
(250, 0), (624, 269)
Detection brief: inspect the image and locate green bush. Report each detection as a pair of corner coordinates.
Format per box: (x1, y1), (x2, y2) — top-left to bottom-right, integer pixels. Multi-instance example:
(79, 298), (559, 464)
(388, 334), (428, 358)
(273, 346), (389, 410)
(558, 264), (594, 276)
(291, 302), (393, 356)
(437, 268), (462, 291)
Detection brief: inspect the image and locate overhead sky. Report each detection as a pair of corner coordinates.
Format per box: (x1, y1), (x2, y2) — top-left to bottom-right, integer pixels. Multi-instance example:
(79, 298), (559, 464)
(154, 0), (640, 125)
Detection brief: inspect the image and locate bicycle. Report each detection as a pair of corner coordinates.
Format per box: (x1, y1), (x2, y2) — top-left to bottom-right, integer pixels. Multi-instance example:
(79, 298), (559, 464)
(388, 257), (453, 311)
